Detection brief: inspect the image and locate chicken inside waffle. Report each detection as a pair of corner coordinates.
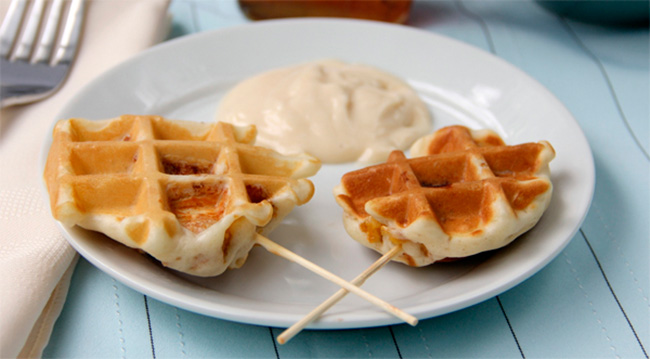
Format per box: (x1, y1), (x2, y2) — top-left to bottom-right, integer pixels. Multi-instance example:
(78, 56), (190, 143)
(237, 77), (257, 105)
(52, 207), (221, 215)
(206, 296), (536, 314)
(44, 115), (321, 276)
(334, 125), (555, 267)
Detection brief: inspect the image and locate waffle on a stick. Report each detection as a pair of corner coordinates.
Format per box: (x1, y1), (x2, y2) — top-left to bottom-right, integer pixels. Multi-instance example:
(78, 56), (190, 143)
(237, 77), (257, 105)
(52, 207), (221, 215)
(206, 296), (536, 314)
(44, 115), (320, 276)
(334, 125), (555, 266)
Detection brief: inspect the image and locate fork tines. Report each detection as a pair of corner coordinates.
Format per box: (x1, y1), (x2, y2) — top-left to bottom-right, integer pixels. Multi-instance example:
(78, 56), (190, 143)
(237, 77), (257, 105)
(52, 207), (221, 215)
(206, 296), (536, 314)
(0, 0), (85, 65)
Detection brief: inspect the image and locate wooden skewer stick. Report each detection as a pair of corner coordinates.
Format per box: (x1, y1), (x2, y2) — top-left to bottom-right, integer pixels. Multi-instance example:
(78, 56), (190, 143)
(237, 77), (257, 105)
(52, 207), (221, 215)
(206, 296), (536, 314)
(255, 235), (417, 329)
(277, 245), (405, 344)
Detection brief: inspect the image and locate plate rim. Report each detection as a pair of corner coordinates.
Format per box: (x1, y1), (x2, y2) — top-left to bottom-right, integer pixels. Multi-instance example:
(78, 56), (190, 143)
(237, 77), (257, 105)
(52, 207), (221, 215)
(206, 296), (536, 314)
(41, 18), (596, 329)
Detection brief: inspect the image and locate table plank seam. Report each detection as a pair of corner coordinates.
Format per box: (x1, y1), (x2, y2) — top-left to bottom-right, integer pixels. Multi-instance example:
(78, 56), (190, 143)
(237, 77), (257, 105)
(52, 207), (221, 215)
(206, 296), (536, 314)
(560, 18), (650, 162)
(581, 229), (649, 357)
(497, 296), (525, 358)
(389, 326), (403, 359)
(144, 295), (157, 359)
(269, 327), (280, 359)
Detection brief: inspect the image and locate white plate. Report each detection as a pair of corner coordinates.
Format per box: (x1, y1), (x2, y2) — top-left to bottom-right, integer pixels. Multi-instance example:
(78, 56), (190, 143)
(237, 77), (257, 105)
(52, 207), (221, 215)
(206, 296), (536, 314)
(43, 19), (594, 329)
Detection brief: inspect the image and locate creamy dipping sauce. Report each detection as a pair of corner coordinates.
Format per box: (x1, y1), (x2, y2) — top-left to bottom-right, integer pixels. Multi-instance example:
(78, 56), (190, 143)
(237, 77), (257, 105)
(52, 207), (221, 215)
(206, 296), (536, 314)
(215, 60), (432, 164)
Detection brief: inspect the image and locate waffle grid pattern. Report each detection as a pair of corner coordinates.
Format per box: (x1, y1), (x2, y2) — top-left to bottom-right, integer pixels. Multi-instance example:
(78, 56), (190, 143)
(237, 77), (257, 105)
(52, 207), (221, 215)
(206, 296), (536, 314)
(336, 126), (554, 266)
(44, 115), (319, 276)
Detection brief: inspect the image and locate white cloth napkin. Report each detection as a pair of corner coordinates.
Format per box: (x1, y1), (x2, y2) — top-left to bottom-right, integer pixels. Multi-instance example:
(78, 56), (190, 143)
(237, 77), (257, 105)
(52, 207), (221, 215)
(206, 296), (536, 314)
(0, 1), (171, 357)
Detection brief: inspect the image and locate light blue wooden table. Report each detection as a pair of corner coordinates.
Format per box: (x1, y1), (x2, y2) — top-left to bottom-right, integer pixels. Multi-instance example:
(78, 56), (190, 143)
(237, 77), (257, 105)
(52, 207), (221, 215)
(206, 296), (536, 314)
(43, 0), (648, 357)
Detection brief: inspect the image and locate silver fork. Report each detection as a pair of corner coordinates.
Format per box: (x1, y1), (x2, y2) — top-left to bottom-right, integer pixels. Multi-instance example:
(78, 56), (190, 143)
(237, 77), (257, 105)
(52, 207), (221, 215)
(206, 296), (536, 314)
(0, 0), (85, 108)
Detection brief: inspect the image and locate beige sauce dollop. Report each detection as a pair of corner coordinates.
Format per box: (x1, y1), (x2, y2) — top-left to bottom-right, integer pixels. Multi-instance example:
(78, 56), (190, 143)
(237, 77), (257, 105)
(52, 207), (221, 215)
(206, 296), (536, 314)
(215, 60), (432, 163)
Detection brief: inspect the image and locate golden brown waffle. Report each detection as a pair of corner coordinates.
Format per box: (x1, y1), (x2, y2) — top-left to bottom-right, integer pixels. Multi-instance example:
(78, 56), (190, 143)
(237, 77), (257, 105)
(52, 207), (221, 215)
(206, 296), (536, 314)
(334, 125), (555, 266)
(44, 115), (321, 276)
